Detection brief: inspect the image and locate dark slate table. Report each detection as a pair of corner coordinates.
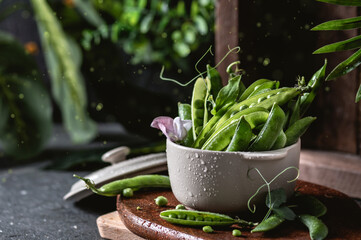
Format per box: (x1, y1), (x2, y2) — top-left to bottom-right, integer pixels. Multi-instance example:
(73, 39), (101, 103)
(0, 124), (148, 240)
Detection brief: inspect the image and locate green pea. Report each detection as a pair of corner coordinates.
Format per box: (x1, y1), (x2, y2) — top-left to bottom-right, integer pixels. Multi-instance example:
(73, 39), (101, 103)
(177, 213), (187, 219)
(232, 229), (242, 237)
(122, 188), (133, 197)
(175, 204), (186, 210)
(202, 226), (214, 233)
(204, 217), (212, 222)
(186, 215), (195, 220)
(258, 96), (266, 103)
(196, 216), (203, 221)
(169, 213), (177, 218)
(194, 99), (205, 109)
(155, 196), (168, 206)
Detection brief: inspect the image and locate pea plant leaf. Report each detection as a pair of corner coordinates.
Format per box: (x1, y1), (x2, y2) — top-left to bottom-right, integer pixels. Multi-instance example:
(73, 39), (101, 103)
(31, 0), (97, 143)
(266, 188), (287, 209)
(313, 35), (361, 54)
(326, 48), (361, 81)
(213, 74), (242, 114)
(317, 0), (361, 6)
(273, 206), (296, 221)
(0, 31), (52, 159)
(311, 16), (361, 31)
(72, 0), (105, 28)
(0, 74), (52, 159)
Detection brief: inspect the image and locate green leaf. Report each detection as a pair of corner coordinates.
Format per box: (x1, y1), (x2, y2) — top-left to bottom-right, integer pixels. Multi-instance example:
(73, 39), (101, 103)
(194, 15), (208, 35)
(326, 48), (361, 85)
(313, 35), (361, 54)
(312, 16), (361, 31)
(317, 0), (361, 6)
(0, 74), (52, 159)
(266, 188), (287, 209)
(31, 0), (97, 143)
(295, 195), (327, 217)
(72, 0), (105, 28)
(140, 13), (154, 34)
(214, 75), (242, 113)
(173, 42), (190, 57)
(273, 206), (297, 220)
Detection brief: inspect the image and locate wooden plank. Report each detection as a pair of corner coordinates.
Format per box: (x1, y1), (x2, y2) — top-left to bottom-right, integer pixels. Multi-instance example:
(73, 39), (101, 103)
(215, 0), (239, 84)
(299, 150), (361, 199)
(97, 211), (143, 240)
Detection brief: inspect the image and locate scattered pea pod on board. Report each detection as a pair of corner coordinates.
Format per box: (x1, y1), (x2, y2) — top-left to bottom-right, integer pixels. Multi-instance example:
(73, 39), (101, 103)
(160, 209), (255, 227)
(74, 174), (171, 197)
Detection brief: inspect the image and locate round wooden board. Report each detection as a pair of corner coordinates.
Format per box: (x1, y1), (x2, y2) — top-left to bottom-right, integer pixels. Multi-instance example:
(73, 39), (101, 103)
(117, 181), (361, 240)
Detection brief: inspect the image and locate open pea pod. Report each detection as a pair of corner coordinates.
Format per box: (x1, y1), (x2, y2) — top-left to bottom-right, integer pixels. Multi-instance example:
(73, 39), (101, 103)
(160, 209), (236, 226)
(215, 88), (299, 133)
(238, 79), (273, 102)
(191, 78), (208, 139)
(247, 80), (280, 99)
(178, 103), (194, 147)
(248, 104), (286, 151)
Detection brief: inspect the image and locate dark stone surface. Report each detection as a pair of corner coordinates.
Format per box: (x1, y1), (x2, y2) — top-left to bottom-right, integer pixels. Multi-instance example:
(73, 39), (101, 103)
(0, 163), (117, 240)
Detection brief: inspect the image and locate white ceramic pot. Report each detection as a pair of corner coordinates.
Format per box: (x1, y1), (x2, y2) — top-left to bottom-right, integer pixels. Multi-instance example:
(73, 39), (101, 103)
(166, 139), (300, 214)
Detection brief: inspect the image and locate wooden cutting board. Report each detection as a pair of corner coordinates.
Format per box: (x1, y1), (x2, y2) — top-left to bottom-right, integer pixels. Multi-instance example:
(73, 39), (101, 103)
(98, 181), (360, 240)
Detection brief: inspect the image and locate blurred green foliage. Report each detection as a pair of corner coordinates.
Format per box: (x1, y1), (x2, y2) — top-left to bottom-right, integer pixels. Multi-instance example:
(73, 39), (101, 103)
(0, 0), (215, 159)
(79, 0), (214, 69)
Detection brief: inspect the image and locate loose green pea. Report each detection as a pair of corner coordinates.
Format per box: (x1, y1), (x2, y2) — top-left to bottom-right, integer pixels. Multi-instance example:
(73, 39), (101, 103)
(122, 188), (133, 197)
(176, 204), (186, 210)
(155, 196), (168, 206)
(202, 226), (214, 233)
(232, 229), (242, 237)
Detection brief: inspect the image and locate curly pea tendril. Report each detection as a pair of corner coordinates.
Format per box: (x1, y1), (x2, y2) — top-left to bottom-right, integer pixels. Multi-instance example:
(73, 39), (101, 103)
(160, 45), (241, 87)
(247, 166), (300, 222)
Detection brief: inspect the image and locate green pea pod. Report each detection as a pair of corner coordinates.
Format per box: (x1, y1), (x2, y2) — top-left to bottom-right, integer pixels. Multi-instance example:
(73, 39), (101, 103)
(285, 116), (316, 147)
(74, 174), (171, 197)
(191, 78), (208, 139)
(160, 209), (254, 227)
(202, 108), (268, 150)
(192, 104), (231, 148)
(288, 96), (301, 128)
(299, 214), (328, 240)
(271, 130), (287, 150)
(217, 88), (300, 131)
(178, 103), (194, 147)
(206, 64), (223, 98)
(248, 104), (286, 151)
(300, 60), (327, 116)
(247, 81), (279, 99)
(202, 108), (267, 151)
(203, 78), (212, 125)
(244, 111), (269, 129)
(251, 214), (285, 233)
(239, 79), (273, 102)
(212, 75), (243, 114)
(226, 117), (254, 152)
